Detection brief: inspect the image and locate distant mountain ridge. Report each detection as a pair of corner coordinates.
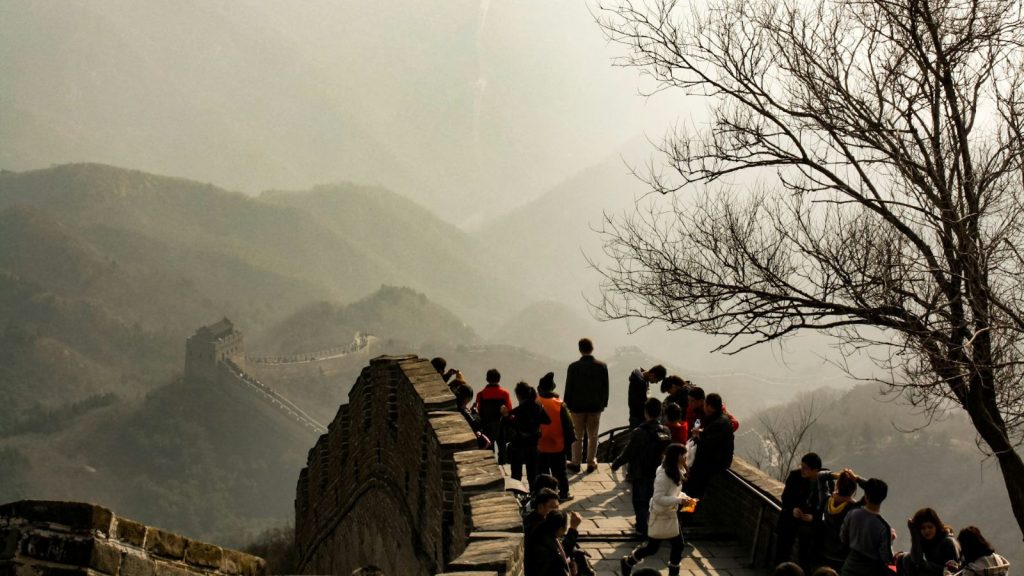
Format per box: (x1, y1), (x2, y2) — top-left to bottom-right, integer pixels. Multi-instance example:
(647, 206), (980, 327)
(0, 163), (521, 330)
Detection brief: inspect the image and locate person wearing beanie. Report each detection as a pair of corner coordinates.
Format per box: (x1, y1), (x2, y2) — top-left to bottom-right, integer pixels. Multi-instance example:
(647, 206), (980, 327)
(537, 372), (576, 500)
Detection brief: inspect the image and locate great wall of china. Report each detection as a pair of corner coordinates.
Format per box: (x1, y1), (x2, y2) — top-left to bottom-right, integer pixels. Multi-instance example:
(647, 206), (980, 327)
(1, 320), (789, 576)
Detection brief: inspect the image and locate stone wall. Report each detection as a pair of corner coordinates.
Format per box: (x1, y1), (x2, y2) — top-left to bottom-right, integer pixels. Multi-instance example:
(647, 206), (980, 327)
(293, 355), (523, 576)
(697, 457), (784, 568)
(243, 348), (371, 385)
(0, 501), (265, 576)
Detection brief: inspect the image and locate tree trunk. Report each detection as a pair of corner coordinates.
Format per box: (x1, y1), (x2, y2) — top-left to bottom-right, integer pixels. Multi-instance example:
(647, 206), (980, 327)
(995, 448), (1024, 545)
(966, 399), (1024, 542)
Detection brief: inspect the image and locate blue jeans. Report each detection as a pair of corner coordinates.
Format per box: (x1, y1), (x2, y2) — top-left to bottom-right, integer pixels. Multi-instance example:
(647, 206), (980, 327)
(631, 477), (655, 536)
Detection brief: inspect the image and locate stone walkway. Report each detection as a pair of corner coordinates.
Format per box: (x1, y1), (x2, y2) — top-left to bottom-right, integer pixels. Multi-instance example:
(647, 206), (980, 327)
(515, 464), (761, 576)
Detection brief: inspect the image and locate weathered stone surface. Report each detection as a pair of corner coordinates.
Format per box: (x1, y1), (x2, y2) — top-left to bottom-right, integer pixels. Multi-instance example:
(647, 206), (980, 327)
(0, 501), (264, 576)
(447, 536), (523, 574)
(183, 540), (221, 568)
(0, 502), (113, 534)
(219, 550), (263, 576)
(456, 456), (505, 493)
(1, 527), (20, 560)
(119, 553), (155, 576)
(89, 542), (121, 575)
(20, 534), (92, 566)
(153, 561), (192, 576)
(144, 529), (184, 560)
(114, 519), (147, 548)
(429, 414), (478, 450)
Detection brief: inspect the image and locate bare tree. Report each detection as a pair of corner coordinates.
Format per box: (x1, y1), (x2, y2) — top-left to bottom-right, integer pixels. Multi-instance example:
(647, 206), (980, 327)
(594, 0), (1024, 537)
(754, 394), (825, 481)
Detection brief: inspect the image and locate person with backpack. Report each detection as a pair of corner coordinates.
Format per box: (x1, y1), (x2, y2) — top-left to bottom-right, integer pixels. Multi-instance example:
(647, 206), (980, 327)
(611, 397), (672, 538)
(822, 470), (863, 571)
(620, 443), (695, 576)
(504, 382), (551, 487)
(537, 372), (576, 500)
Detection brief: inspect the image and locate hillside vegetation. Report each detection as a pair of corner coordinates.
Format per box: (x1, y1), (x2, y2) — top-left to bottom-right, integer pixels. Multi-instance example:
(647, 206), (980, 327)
(736, 385), (1022, 569)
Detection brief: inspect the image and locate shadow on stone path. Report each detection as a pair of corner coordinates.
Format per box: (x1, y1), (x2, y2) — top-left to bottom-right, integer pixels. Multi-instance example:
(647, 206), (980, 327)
(512, 463), (761, 576)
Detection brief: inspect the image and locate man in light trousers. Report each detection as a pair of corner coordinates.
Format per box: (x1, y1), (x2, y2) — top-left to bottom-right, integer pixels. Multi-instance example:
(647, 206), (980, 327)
(564, 338), (609, 473)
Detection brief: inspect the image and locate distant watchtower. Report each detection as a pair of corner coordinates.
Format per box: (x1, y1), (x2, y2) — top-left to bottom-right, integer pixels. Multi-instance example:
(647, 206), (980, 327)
(185, 318), (244, 382)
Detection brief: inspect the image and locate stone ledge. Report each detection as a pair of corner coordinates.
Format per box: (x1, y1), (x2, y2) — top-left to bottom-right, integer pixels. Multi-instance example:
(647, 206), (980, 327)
(429, 413), (478, 451)
(467, 494), (522, 534)
(0, 502), (114, 534)
(446, 535), (523, 575)
(0, 501), (265, 576)
(455, 451), (504, 493)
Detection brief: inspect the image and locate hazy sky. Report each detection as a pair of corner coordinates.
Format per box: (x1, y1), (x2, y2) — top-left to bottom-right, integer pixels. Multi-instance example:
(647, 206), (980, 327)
(0, 0), (687, 223)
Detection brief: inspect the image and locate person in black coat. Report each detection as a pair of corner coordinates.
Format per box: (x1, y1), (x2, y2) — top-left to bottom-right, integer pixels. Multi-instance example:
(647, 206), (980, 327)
(627, 364), (668, 429)
(525, 509), (582, 576)
(564, 338), (610, 473)
(505, 382), (551, 488)
(684, 393), (734, 498)
(773, 452), (834, 570)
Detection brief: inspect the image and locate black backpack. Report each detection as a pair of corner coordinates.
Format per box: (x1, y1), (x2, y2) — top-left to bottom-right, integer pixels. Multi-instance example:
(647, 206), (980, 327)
(638, 423), (672, 477)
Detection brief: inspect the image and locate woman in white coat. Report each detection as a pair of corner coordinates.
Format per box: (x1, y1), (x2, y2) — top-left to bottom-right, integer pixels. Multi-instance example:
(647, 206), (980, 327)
(620, 443), (695, 576)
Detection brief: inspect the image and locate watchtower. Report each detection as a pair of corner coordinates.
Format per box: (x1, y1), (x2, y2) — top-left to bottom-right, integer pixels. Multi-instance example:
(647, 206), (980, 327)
(185, 318), (244, 382)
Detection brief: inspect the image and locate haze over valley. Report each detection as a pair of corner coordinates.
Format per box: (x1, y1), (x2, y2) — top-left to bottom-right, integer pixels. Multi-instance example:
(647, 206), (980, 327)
(0, 0), (1019, 570)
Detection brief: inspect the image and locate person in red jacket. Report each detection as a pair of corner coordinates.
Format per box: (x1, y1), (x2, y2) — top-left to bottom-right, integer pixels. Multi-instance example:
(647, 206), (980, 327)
(664, 402), (689, 445)
(685, 387), (739, 439)
(476, 368), (512, 459)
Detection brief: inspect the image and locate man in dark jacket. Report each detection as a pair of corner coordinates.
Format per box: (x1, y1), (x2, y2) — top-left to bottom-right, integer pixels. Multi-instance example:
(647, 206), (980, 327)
(628, 365), (667, 428)
(611, 398), (671, 538)
(684, 393), (734, 498)
(774, 452), (834, 570)
(564, 338), (610, 473)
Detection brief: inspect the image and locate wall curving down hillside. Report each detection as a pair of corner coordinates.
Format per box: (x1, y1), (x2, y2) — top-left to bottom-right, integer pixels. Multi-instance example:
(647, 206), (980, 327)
(294, 355), (524, 576)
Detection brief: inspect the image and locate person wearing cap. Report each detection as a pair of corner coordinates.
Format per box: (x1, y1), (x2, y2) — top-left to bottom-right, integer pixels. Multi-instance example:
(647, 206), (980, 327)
(537, 372), (576, 500)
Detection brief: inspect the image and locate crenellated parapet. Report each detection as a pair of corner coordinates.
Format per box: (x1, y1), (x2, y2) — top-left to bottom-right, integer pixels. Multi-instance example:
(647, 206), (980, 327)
(293, 355), (523, 576)
(0, 500), (265, 576)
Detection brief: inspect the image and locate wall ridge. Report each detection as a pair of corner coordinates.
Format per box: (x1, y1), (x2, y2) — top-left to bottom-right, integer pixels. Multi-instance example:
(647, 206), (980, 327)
(294, 355), (523, 576)
(0, 500), (266, 576)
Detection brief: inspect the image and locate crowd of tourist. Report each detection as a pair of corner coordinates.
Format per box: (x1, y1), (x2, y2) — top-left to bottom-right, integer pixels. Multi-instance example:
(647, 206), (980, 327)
(430, 339), (1011, 576)
(771, 454), (1010, 576)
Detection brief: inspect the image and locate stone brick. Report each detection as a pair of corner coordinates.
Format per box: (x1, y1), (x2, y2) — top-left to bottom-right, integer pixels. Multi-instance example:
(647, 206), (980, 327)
(183, 540), (221, 569)
(0, 503), (113, 534)
(218, 550), (263, 576)
(114, 519), (146, 548)
(1, 528), (20, 560)
(88, 542), (121, 575)
(119, 554), (154, 576)
(152, 562), (191, 576)
(20, 534), (92, 566)
(143, 529), (184, 560)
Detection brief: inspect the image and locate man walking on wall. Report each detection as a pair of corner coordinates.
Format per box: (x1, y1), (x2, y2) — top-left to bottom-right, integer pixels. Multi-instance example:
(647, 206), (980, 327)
(564, 338), (609, 474)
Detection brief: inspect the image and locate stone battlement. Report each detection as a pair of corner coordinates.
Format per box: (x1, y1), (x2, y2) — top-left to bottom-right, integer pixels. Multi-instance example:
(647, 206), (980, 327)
(0, 500), (265, 576)
(294, 355), (523, 576)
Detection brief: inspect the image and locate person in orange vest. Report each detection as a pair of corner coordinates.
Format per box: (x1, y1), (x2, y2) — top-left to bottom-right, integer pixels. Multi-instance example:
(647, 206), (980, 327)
(537, 372), (577, 500)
